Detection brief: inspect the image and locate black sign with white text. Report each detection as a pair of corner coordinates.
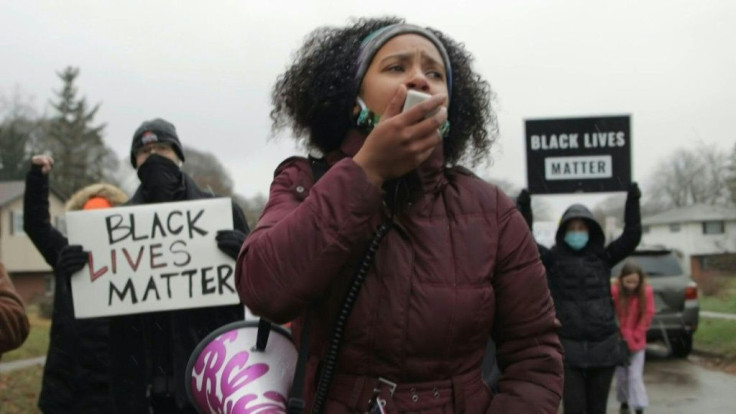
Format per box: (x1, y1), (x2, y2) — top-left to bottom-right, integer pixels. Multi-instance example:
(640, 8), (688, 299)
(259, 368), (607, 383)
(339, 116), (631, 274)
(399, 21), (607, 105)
(525, 115), (631, 194)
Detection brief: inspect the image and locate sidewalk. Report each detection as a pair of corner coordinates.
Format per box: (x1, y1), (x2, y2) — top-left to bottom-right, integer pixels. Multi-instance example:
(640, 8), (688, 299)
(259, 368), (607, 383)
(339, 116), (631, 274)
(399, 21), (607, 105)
(701, 311), (736, 321)
(0, 356), (45, 373)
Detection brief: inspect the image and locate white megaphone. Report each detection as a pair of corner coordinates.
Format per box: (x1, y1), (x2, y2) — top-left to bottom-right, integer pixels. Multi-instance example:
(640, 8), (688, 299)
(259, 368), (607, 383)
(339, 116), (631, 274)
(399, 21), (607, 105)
(186, 319), (297, 414)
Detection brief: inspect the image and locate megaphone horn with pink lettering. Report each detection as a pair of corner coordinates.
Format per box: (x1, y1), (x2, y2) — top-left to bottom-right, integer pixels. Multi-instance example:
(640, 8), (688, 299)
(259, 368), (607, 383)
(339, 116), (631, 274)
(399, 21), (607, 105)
(186, 319), (297, 414)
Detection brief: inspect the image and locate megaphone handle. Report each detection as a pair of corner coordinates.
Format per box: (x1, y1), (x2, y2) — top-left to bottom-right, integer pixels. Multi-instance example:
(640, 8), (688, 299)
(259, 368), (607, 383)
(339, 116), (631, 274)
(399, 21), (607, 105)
(255, 318), (272, 352)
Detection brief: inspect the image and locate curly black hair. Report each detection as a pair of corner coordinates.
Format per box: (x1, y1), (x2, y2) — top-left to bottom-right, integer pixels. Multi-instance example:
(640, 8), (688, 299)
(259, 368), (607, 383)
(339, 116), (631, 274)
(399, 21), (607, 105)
(271, 16), (498, 167)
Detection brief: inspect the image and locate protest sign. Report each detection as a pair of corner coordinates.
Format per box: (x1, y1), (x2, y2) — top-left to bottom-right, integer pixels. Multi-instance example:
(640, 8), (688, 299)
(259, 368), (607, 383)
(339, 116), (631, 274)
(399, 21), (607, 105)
(67, 198), (239, 318)
(525, 115), (631, 194)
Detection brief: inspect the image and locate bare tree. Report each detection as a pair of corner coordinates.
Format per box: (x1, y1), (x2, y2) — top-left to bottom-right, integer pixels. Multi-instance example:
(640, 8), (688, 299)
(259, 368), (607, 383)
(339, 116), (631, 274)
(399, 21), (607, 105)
(647, 142), (729, 209)
(592, 185), (670, 229)
(0, 87), (39, 180)
(727, 143), (736, 206)
(178, 146), (270, 228)
(181, 147), (234, 196)
(232, 193), (267, 230)
(592, 193), (626, 227)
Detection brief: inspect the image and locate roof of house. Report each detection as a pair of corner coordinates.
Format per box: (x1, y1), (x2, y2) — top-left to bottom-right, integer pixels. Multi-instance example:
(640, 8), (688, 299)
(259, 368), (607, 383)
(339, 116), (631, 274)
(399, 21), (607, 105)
(0, 181), (26, 207)
(643, 203), (736, 226)
(0, 180), (66, 207)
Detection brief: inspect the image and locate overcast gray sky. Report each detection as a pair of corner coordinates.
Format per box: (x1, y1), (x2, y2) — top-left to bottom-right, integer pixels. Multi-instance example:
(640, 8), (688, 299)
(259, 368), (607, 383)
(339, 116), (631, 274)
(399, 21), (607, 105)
(2, 0), (734, 221)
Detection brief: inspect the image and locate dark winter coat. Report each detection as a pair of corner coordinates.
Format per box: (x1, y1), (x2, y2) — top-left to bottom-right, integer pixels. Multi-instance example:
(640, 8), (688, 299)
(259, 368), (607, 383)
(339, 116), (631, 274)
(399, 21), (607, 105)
(109, 171), (248, 413)
(237, 132), (563, 413)
(540, 194), (641, 368)
(23, 166), (127, 413)
(0, 260), (29, 356)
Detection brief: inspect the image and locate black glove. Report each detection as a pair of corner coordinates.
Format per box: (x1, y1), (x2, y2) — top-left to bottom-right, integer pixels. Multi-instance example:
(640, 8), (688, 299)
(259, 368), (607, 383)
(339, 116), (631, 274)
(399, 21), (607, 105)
(516, 189), (533, 230)
(516, 189), (531, 209)
(628, 182), (641, 199)
(56, 245), (89, 276)
(216, 230), (247, 260)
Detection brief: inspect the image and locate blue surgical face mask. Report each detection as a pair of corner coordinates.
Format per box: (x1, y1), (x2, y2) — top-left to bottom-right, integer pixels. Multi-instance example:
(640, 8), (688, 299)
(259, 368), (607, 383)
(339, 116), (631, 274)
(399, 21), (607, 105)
(564, 231), (589, 251)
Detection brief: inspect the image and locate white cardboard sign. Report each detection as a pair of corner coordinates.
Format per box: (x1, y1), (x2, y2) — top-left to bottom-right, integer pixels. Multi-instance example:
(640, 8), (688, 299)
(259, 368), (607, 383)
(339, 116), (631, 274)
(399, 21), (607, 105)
(67, 198), (240, 318)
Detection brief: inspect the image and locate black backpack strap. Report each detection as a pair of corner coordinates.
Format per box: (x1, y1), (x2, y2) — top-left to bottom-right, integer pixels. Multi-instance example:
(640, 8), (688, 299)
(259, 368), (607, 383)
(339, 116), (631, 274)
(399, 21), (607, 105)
(287, 156), (327, 413)
(308, 155), (328, 183)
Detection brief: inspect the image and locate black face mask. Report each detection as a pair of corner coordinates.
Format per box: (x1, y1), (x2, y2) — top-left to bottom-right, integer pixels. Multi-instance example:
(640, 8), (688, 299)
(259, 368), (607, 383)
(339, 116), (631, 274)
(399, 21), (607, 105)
(137, 154), (185, 203)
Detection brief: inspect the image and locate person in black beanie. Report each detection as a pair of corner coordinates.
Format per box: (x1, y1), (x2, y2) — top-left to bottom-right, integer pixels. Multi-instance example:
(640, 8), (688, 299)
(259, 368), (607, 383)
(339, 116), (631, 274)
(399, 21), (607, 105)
(129, 118), (187, 203)
(61, 118), (250, 413)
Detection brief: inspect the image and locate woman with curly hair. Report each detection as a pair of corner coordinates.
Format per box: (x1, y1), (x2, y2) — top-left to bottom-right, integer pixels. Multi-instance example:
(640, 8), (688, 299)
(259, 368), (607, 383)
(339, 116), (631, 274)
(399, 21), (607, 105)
(236, 17), (563, 413)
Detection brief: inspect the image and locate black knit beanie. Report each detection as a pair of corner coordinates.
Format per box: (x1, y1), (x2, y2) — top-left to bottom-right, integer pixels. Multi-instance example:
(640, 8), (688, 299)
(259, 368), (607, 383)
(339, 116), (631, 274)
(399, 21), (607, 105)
(130, 118), (185, 168)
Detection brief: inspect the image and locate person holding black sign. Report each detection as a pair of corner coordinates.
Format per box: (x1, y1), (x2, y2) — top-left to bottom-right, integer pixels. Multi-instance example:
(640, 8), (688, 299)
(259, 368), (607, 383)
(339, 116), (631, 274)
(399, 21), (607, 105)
(517, 183), (642, 414)
(236, 17), (563, 413)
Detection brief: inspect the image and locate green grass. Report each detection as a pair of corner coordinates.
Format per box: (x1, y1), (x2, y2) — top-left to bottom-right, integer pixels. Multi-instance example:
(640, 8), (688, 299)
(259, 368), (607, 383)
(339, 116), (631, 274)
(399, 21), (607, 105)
(696, 276), (736, 358)
(0, 365), (43, 413)
(699, 276), (736, 314)
(694, 318), (736, 357)
(0, 306), (47, 413)
(1, 307), (50, 363)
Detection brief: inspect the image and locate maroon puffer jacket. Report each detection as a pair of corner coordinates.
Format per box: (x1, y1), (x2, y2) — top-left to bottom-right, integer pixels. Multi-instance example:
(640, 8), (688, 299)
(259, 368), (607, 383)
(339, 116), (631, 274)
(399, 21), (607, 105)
(237, 134), (563, 413)
(0, 260), (29, 357)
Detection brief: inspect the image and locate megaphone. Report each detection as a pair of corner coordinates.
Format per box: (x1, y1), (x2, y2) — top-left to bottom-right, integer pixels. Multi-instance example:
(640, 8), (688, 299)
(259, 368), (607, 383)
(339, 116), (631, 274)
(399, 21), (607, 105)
(186, 319), (297, 413)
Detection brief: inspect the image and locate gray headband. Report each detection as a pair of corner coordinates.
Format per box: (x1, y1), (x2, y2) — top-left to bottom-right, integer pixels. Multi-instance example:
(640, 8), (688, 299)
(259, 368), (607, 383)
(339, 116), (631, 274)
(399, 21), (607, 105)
(353, 24), (453, 98)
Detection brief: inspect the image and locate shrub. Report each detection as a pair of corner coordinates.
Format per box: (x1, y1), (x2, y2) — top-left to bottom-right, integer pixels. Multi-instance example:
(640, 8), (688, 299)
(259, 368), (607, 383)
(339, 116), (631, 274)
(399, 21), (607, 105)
(37, 295), (54, 320)
(699, 275), (725, 297)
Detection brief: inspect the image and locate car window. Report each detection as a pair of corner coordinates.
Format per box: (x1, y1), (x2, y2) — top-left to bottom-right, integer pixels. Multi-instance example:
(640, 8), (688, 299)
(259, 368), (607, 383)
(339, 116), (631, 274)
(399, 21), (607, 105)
(612, 253), (684, 277)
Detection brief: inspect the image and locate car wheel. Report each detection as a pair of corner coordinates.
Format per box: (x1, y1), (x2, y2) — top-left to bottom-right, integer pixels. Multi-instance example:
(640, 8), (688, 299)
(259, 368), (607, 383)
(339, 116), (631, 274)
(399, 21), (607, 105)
(670, 332), (693, 358)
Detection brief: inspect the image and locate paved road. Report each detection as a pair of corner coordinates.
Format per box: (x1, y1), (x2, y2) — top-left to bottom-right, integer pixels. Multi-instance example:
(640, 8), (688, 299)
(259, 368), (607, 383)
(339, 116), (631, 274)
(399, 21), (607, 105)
(0, 356), (45, 373)
(603, 348), (736, 413)
(3, 347), (736, 413)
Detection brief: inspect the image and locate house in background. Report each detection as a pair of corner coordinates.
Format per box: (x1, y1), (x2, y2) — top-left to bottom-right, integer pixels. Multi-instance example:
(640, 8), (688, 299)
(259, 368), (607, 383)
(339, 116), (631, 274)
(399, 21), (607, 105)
(641, 204), (736, 280)
(0, 180), (66, 304)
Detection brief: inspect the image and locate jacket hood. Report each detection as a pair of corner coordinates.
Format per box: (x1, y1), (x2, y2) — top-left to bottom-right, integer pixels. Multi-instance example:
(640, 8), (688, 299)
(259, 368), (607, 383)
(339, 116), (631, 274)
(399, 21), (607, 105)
(555, 203), (605, 250)
(65, 183), (129, 212)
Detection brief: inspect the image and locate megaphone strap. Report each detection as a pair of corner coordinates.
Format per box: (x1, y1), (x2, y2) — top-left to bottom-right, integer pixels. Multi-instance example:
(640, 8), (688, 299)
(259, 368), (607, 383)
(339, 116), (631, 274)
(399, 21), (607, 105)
(255, 318), (271, 352)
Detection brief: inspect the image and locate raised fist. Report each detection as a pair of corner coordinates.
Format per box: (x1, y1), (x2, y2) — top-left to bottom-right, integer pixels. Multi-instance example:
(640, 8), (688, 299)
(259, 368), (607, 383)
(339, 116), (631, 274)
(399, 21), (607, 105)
(628, 182), (641, 199)
(31, 154), (54, 174)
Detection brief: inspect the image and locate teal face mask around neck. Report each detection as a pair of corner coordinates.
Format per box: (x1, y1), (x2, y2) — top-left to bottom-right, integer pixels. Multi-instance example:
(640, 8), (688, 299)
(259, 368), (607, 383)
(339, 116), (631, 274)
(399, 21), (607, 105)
(564, 231), (589, 251)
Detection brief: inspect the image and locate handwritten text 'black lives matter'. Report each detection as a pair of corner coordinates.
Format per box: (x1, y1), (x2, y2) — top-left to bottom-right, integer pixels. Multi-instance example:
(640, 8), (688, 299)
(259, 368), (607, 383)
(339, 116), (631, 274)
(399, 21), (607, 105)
(85, 208), (235, 306)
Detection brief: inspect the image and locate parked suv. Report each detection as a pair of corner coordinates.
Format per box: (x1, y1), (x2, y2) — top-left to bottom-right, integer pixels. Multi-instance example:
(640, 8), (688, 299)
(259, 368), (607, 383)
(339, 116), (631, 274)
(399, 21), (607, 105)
(611, 246), (699, 358)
